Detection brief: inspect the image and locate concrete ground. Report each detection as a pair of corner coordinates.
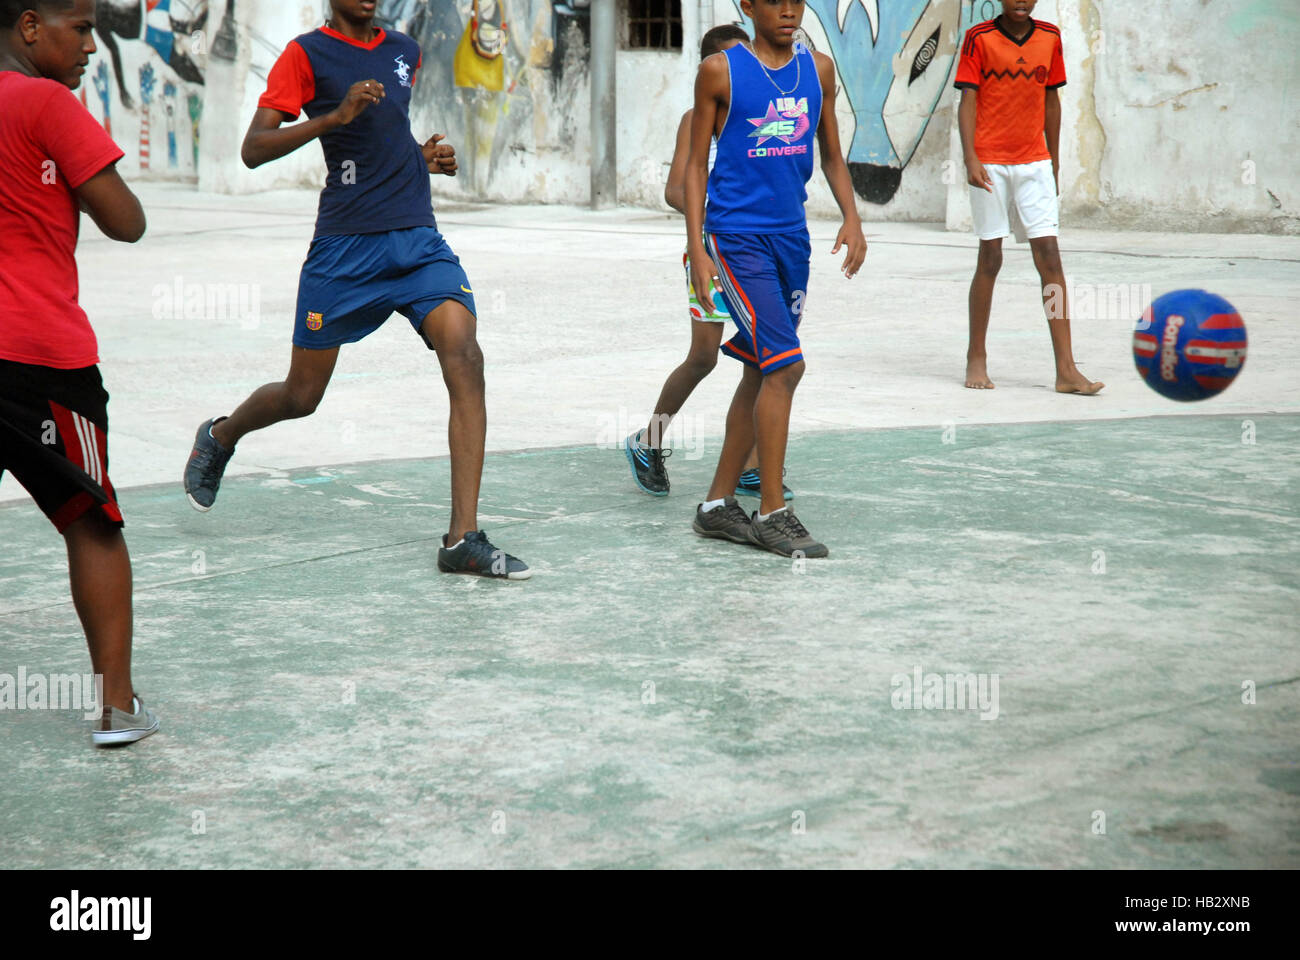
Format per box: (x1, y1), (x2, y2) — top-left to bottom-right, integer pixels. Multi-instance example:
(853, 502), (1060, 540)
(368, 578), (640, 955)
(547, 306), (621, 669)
(1, 184), (1297, 868)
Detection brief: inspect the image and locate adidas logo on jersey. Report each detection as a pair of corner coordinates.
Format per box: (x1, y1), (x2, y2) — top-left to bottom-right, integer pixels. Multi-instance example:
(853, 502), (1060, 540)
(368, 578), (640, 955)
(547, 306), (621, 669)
(1017, 56), (1027, 64)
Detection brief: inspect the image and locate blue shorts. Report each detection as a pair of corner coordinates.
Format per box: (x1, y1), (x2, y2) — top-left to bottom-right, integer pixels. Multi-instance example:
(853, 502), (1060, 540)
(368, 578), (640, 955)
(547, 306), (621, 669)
(293, 226), (477, 350)
(706, 230), (811, 373)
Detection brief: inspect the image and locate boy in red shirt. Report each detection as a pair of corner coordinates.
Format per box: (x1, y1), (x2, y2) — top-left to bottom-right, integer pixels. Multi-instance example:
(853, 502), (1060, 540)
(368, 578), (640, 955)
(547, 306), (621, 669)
(956, 0), (1102, 395)
(0, 0), (158, 745)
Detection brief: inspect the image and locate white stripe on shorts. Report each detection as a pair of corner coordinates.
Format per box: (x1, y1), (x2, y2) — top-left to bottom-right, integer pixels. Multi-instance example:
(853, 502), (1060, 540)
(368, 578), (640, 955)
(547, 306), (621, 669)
(73, 414), (100, 484)
(704, 234), (754, 339)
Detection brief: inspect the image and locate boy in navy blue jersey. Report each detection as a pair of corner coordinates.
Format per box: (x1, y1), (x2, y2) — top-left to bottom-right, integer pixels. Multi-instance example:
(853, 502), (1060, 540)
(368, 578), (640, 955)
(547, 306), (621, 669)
(687, 0), (865, 558)
(183, 0), (529, 580)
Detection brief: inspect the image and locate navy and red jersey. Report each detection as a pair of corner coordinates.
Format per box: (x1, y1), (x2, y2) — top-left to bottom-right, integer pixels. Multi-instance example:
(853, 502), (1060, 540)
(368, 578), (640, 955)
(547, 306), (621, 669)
(259, 26), (433, 239)
(954, 17), (1066, 165)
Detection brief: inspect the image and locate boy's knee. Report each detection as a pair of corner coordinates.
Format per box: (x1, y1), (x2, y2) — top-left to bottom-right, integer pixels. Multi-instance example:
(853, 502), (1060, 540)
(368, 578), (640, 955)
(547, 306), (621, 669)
(1031, 237), (1062, 269)
(766, 359), (805, 388)
(977, 248), (1003, 277)
(1035, 252), (1063, 277)
(448, 336), (484, 370)
(284, 385), (324, 419)
(62, 510), (122, 544)
(441, 335), (485, 386)
(686, 351), (718, 378)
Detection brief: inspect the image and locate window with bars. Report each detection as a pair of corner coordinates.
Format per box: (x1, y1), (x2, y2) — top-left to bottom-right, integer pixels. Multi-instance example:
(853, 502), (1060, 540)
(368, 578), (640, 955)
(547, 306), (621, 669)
(625, 0), (683, 51)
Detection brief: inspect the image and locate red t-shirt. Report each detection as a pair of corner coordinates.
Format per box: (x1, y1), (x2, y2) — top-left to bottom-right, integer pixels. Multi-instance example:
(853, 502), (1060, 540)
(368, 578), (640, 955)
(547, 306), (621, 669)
(0, 71), (125, 369)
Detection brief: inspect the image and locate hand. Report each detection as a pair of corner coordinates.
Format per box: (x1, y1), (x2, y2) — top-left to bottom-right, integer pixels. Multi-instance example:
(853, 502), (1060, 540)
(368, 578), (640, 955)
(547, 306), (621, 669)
(332, 79), (384, 126)
(689, 254), (722, 317)
(423, 134), (458, 176)
(967, 161), (993, 192)
(832, 221), (867, 279)
(1052, 160), (1060, 196)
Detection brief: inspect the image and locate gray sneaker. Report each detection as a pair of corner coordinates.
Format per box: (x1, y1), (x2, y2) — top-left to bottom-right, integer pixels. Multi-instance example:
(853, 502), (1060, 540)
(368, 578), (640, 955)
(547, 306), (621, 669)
(692, 498), (753, 544)
(437, 530), (532, 580)
(184, 416), (235, 512)
(92, 695), (160, 747)
(747, 507), (829, 558)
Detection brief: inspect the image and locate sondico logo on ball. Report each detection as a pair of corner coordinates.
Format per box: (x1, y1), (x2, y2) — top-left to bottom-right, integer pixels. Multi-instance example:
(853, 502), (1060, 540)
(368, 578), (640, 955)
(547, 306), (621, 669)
(1160, 314), (1185, 382)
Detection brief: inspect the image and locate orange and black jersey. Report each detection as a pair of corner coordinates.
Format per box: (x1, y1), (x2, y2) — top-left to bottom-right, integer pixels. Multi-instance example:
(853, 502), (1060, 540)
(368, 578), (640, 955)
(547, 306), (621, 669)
(955, 17), (1066, 165)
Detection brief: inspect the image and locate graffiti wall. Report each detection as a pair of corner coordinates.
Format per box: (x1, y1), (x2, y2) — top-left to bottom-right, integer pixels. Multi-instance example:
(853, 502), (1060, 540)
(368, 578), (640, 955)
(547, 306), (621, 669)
(728, 0), (968, 206)
(191, 1), (1296, 232)
(81, 0), (210, 179)
(375, 0), (595, 201)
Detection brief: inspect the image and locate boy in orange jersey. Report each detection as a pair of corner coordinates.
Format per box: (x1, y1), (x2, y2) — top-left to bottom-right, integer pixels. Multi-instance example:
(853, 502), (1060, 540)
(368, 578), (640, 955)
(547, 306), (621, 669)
(956, 0), (1102, 395)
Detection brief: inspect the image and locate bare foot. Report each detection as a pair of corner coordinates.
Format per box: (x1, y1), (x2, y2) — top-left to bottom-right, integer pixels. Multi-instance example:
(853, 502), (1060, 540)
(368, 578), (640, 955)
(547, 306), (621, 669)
(1055, 371), (1105, 395)
(965, 357), (995, 390)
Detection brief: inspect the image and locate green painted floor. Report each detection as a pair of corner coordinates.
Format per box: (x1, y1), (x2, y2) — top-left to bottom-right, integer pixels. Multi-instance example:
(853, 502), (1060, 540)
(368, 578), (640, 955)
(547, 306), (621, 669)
(2, 415), (1297, 868)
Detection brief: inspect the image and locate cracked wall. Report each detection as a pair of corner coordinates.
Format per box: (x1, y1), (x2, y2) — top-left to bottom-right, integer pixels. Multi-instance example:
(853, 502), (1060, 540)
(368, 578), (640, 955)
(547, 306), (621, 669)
(948, 0), (1298, 234)
(197, 0), (1297, 234)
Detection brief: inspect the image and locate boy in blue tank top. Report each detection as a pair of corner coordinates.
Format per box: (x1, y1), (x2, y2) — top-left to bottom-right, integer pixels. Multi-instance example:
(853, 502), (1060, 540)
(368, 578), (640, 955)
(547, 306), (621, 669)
(182, 0), (528, 580)
(687, 0), (865, 559)
(626, 24), (795, 501)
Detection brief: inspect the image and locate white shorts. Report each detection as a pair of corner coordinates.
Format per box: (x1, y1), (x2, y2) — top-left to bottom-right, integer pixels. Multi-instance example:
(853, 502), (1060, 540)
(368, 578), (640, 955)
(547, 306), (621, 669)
(969, 158), (1059, 242)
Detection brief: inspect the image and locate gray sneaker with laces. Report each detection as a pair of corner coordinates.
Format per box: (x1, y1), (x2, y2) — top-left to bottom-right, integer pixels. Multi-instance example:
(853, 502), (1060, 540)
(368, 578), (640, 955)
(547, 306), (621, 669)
(746, 507), (829, 558)
(692, 498), (753, 544)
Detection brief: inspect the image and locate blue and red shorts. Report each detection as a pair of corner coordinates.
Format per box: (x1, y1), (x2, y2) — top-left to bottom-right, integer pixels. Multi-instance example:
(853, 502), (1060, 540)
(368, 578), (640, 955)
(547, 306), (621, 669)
(293, 226), (477, 350)
(705, 230), (811, 374)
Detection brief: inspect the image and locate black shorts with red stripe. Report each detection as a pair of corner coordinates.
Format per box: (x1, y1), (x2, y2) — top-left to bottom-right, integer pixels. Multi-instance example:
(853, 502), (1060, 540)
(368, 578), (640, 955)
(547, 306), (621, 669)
(0, 359), (123, 533)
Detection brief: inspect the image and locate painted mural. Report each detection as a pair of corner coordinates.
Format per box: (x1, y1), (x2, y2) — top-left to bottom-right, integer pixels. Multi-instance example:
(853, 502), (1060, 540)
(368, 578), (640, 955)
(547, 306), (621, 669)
(371, 0), (592, 195)
(81, 0), (209, 178)
(734, 0), (982, 204)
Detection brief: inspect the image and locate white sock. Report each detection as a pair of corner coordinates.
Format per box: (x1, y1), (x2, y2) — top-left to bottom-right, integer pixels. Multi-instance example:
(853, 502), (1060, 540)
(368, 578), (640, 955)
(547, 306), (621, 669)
(701, 497), (727, 512)
(757, 506), (788, 522)
(446, 537), (464, 550)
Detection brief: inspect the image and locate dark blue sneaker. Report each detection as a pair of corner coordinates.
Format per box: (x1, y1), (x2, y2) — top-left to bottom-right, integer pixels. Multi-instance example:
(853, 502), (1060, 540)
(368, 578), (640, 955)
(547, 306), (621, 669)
(624, 432), (671, 496)
(184, 417), (235, 512)
(735, 468), (793, 501)
(437, 530), (532, 580)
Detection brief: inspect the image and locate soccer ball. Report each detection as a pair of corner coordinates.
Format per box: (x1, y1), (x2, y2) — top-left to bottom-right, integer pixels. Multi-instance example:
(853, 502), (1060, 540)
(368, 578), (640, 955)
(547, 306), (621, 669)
(1132, 290), (1247, 402)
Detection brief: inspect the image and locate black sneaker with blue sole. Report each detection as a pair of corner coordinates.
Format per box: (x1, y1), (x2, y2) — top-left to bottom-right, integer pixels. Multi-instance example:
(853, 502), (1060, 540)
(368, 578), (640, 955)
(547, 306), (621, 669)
(735, 469), (793, 501)
(625, 432), (671, 496)
(184, 416), (236, 512)
(438, 530), (532, 580)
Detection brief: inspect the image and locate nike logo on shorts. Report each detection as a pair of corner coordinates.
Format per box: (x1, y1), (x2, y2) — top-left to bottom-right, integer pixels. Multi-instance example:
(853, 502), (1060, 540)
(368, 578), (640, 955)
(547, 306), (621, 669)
(460, 285), (473, 294)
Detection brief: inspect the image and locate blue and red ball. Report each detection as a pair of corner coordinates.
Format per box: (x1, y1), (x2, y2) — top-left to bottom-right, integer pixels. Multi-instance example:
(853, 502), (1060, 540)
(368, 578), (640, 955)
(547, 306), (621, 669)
(1133, 290), (1247, 402)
